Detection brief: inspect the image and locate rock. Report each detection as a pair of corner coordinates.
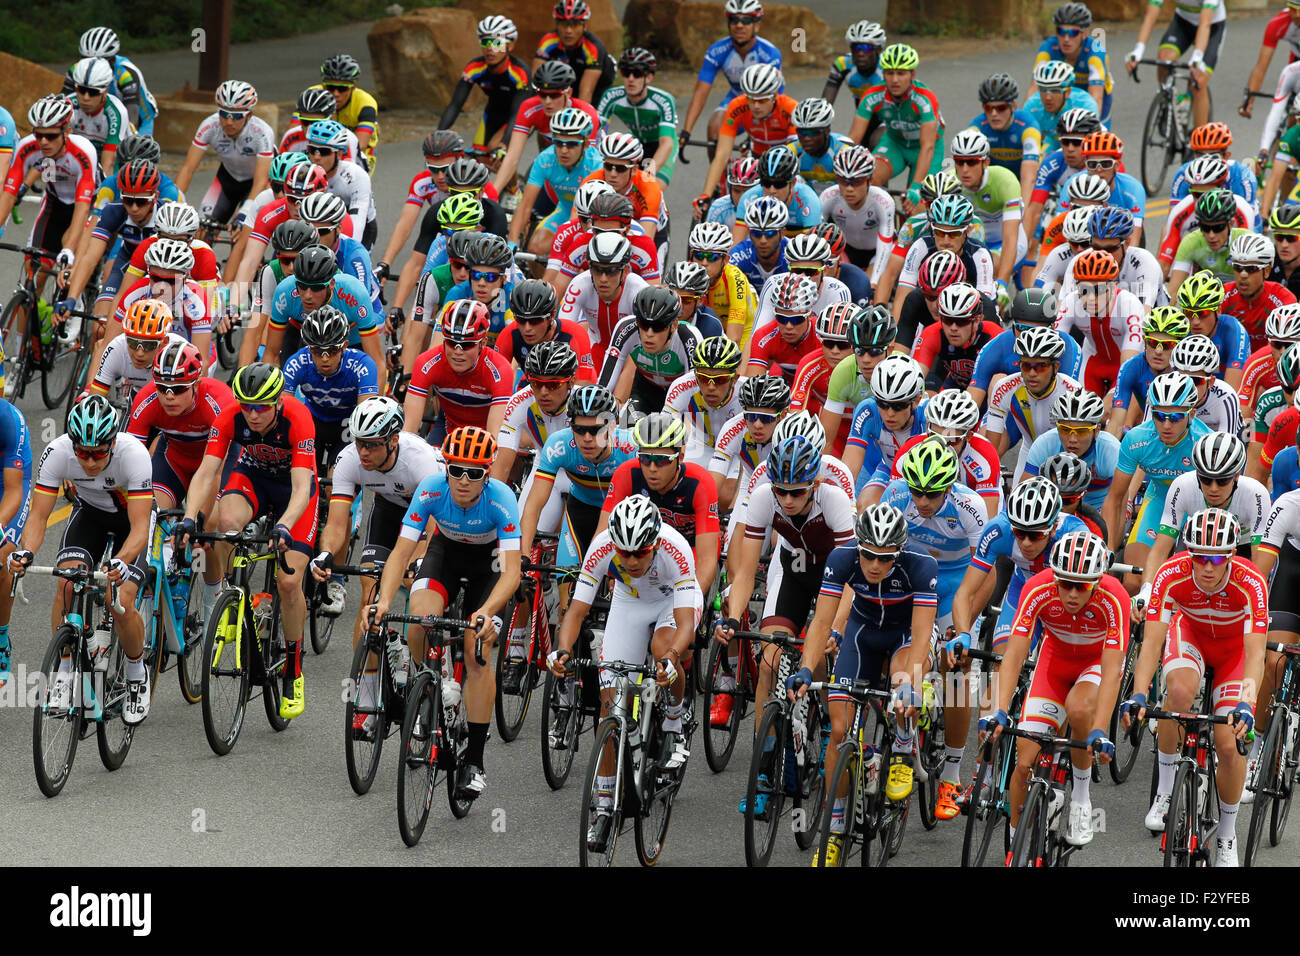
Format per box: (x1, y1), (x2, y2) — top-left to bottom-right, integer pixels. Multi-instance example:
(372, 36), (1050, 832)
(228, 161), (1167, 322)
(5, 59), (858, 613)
(1085, 0), (1147, 19)
(625, 0), (832, 68)
(886, 0), (1040, 37)
(459, 0), (623, 60)
(366, 8), (482, 110)
(624, 0), (687, 61)
(0, 53), (65, 132)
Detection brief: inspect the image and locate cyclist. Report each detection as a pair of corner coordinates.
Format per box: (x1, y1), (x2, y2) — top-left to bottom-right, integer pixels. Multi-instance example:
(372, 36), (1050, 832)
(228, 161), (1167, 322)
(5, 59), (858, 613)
(508, 107), (601, 264)
(439, 17), (531, 157)
(67, 57), (128, 176)
(1175, 271), (1251, 390)
(754, 232), (849, 324)
(949, 128), (1026, 301)
(664, 261), (725, 340)
(1244, 314), (1300, 477)
(791, 302), (855, 422)
(262, 244), (382, 372)
(1023, 61), (1097, 157)
(494, 278), (595, 379)
(492, 60), (601, 198)
(968, 287), (1083, 409)
(174, 81), (273, 227)
(0, 396), (30, 686)
(1054, 248), (1144, 396)
(552, 189), (661, 293)
(597, 47), (678, 186)
(896, 249), (981, 354)
(844, 353), (928, 498)
(679, 0), (784, 146)
(790, 97), (852, 195)
(89, 134), (180, 218)
(1057, 207), (1162, 309)
(1170, 122), (1257, 210)
(704, 157), (760, 229)
(1163, 186), (1253, 287)
(243, 219), (315, 362)
(1242, 2), (1300, 119)
(281, 88), (359, 163)
(892, 195), (996, 320)
(1256, 347), (1300, 485)
(913, 282), (1002, 393)
(1023, 108), (1100, 281)
(1043, 450), (1109, 536)
(1125, 509), (1265, 866)
(710, 374), (791, 502)
(969, 72), (1042, 209)
(1270, 207), (1300, 297)
(12, 396), (152, 724)
(600, 286), (704, 411)
(1063, 131), (1146, 242)
(438, 233), (524, 347)
(299, 191), (382, 316)
(1163, 334), (1243, 436)
(819, 305), (897, 455)
(112, 239), (212, 374)
(406, 300), (514, 443)
(302, 120), (376, 249)
(819, 145), (896, 280)
(230, 161), (335, 294)
(312, 54), (380, 172)
(731, 146), (822, 243)
(745, 274), (822, 384)
(90, 298), (186, 411)
(533, 0), (615, 105)
(876, 171), (978, 303)
(581, 132), (666, 245)
(1038, 172), (1110, 262)
(726, 200), (789, 299)
(1035, 2), (1113, 123)
(666, 337), (745, 468)
(557, 231), (649, 364)
(543, 178), (613, 283)
(822, 20), (887, 108)
(985, 326), (1083, 479)
(65, 27), (157, 135)
(1222, 234), (1296, 353)
(1023, 389), (1122, 510)
(1127, 0), (1221, 128)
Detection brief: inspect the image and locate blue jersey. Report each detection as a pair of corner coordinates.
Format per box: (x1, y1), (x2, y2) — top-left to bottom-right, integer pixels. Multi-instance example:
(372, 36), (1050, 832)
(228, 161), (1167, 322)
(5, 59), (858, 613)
(1110, 353), (1160, 417)
(269, 272), (378, 349)
(0, 399), (32, 545)
(705, 194), (739, 229)
(92, 201), (156, 272)
(333, 235), (384, 315)
(1031, 149), (1080, 202)
(1205, 313), (1252, 376)
(526, 144), (602, 216)
(879, 478), (986, 576)
(1022, 89), (1097, 155)
(1061, 169), (1146, 223)
(969, 110), (1042, 175)
(1271, 447), (1300, 500)
(970, 327), (1083, 391)
(846, 397), (928, 491)
(735, 181), (821, 231)
(825, 55), (884, 107)
(838, 261), (872, 309)
(1022, 429), (1122, 510)
(535, 426), (637, 508)
(400, 473), (522, 548)
(444, 276), (518, 342)
(728, 236), (787, 290)
(0, 107), (15, 156)
(687, 305), (725, 340)
(793, 134), (854, 192)
(697, 36), (784, 106)
(1170, 158), (1258, 212)
(1116, 417), (1211, 501)
(111, 56), (157, 135)
(1035, 35), (1112, 125)
(819, 542), (938, 634)
(971, 511), (1087, 596)
(283, 347), (378, 423)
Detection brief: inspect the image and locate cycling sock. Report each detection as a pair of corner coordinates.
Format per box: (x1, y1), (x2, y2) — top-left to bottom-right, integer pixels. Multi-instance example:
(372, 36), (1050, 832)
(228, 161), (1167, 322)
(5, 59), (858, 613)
(203, 578), (220, 611)
(1071, 765), (1091, 803)
(287, 641), (301, 680)
(467, 721), (489, 767)
(1218, 799), (1239, 843)
(125, 654), (146, 682)
(596, 775), (615, 808)
(662, 701), (683, 734)
(1156, 749), (1178, 796)
(831, 796), (847, 834)
(942, 747), (964, 785)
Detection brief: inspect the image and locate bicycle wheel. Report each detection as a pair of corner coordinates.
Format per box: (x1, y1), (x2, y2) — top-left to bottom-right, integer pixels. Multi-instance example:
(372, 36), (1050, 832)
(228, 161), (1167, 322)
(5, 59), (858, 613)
(201, 590), (250, 756)
(540, 668), (579, 790)
(794, 700), (827, 852)
(177, 577), (205, 704)
(815, 743), (859, 867)
(1245, 710), (1282, 865)
(32, 625), (84, 797)
(1108, 664), (1144, 784)
(262, 594), (290, 731)
(634, 750), (675, 867)
(918, 721), (943, 831)
(95, 633), (137, 771)
(215, 326), (240, 371)
(494, 596), (534, 742)
(344, 634), (389, 796)
(445, 705), (474, 819)
(62, 334), (94, 420)
(0, 291), (32, 401)
(1271, 709), (1299, 847)
(578, 717), (625, 867)
(1163, 762), (1198, 867)
(308, 578), (336, 655)
(1007, 782), (1048, 867)
(744, 701), (788, 867)
(702, 639), (742, 772)
(40, 322), (81, 409)
(1140, 92), (1173, 195)
(396, 670), (438, 846)
(961, 744), (1001, 867)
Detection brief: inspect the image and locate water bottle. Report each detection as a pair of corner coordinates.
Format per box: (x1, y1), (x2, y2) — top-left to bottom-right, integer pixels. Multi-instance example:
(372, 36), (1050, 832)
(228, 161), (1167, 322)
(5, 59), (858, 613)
(88, 627), (111, 673)
(387, 633), (408, 687)
(81, 672), (101, 719)
(442, 676), (462, 709)
(863, 746), (882, 795)
(1047, 786), (1065, 833)
(919, 680), (936, 731)
(170, 574), (190, 623)
(36, 299), (54, 345)
(627, 711), (643, 767)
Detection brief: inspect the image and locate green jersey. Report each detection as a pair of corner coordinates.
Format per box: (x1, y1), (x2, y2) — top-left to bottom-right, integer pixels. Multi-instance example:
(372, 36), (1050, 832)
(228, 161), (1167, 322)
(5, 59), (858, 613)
(825, 354), (871, 417)
(856, 81), (943, 144)
(1172, 227), (1250, 282)
(960, 165), (1023, 230)
(597, 85), (679, 147)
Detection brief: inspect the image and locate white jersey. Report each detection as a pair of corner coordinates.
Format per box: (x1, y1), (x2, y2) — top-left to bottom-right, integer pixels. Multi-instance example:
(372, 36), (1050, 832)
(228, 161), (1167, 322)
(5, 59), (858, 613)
(331, 431), (445, 508)
(92, 331), (187, 395)
(754, 275), (850, 329)
(118, 280), (212, 340)
(743, 481), (856, 561)
(1054, 289), (1144, 379)
(708, 412), (769, 484)
(665, 373), (746, 468)
(985, 371), (1083, 478)
(190, 113), (275, 182)
(1057, 246), (1165, 309)
(251, 261), (280, 315)
(573, 525), (699, 608)
(70, 93), (129, 153)
(1142, 377), (1243, 438)
(497, 385), (570, 453)
(1159, 470), (1268, 542)
(36, 433), (152, 513)
(557, 270), (648, 350)
(1170, 0), (1224, 26)
(1033, 243), (1075, 296)
(1262, 487), (1300, 553)
(328, 158), (376, 237)
(898, 237), (997, 297)
(12, 132), (98, 206)
(1261, 59), (1300, 155)
(820, 184), (896, 278)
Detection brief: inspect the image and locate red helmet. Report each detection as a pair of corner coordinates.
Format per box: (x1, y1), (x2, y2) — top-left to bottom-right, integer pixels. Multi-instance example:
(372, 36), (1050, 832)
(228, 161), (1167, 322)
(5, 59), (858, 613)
(284, 162), (328, 198)
(554, 0), (591, 20)
(439, 299), (491, 343)
(118, 159), (160, 196)
(918, 250), (966, 296)
(154, 340), (204, 385)
(813, 221), (847, 259)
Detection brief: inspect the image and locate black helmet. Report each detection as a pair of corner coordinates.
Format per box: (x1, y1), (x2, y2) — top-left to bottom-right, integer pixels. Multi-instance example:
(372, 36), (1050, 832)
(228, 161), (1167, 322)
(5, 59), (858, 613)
(619, 47), (657, 73)
(446, 157), (490, 191)
(300, 304), (350, 348)
(588, 191), (634, 224)
(978, 72), (1018, 104)
(1056, 108), (1101, 137)
(464, 233), (512, 270)
(509, 279), (558, 321)
(293, 244), (338, 285)
(632, 286), (681, 325)
(534, 60), (577, 91)
(1009, 287), (1059, 325)
(271, 219), (317, 256)
(759, 146), (799, 185)
(738, 375), (792, 411)
(1053, 1), (1092, 27)
(116, 133), (161, 166)
(524, 339), (579, 378)
(1195, 188), (1237, 225)
(849, 304), (897, 349)
(423, 129), (464, 159)
(296, 86), (336, 117)
(321, 53), (361, 82)
(446, 230), (482, 263)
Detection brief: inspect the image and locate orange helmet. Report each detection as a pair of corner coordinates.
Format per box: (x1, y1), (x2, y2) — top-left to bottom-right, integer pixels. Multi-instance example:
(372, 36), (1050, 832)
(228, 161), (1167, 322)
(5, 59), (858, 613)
(123, 297), (174, 340)
(442, 425), (497, 467)
(1081, 130), (1123, 158)
(1071, 248), (1120, 282)
(1189, 121), (1232, 153)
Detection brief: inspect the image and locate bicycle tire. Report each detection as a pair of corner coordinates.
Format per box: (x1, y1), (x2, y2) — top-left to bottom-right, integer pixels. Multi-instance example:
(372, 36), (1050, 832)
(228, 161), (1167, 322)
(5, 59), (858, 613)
(62, 333), (94, 420)
(308, 578), (336, 655)
(95, 632), (138, 771)
(794, 699), (827, 852)
(961, 744), (1002, 866)
(445, 696), (474, 820)
(634, 749), (675, 867)
(494, 595), (534, 742)
(702, 639), (742, 772)
(32, 625), (84, 797)
(201, 590), (250, 756)
(177, 575), (205, 704)
(40, 321), (81, 409)
(215, 326), (240, 371)
(1163, 762), (1198, 867)
(1245, 708), (1282, 865)
(262, 593), (290, 731)
(744, 701), (788, 867)
(0, 291), (32, 401)
(815, 742), (859, 867)
(1108, 655), (1144, 783)
(1271, 709), (1299, 847)
(540, 668), (579, 790)
(918, 721), (942, 831)
(578, 717), (624, 867)
(344, 633), (389, 796)
(1140, 92), (1173, 195)
(1007, 781), (1047, 867)
(396, 669), (438, 846)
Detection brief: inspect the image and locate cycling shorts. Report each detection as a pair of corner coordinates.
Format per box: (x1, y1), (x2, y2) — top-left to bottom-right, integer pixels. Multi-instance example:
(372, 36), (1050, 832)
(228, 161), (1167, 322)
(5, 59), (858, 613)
(1158, 17), (1225, 72)
(58, 500), (146, 586)
(872, 129), (946, 182)
(1161, 612), (1245, 715)
(936, 566), (966, 622)
(1127, 493), (1165, 548)
(411, 532), (498, 614)
(97, 255), (130, 304)
(315, 417), (346, 476)
(1019, 637), (1103, 734)
(31, 195), (76, 259)
(151, 437), (236, 508)
(360, 495), (406, 564)
(199, 165), (253, 225)
(559, 493), (599, 567)
(761, 548), (822, 634)
(1084, 359), (1119, 398)
(831, 617), (912, 700)
(984, 224), (1029, 267)
(222, 463), (319, 556)
(599, 586), (702, 690)
(1268, 541), (1300, 634)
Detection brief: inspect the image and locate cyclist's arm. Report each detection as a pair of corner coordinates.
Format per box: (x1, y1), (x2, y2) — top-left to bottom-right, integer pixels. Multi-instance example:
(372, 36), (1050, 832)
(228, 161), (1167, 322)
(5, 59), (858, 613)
(274, 465), (315, 536)
(722, 527), (762, 624)
(680, 80), (716, 141)
(911, 119), (939, 200)
(1127, 2), (1165, 71)
(18, 483), (58, 558)
(797, 589), (842, 679)
(1101, 466), (1135, 553)
(508, 181), (541, 246)
(492, 127), (531, 196)
(952, 561), (997, 636)
(1190, 6), (1215, 77)
(174, 141), (206, 195)
(233, 234), (270, 288)
(184, 454), (224, 523)
(60, 200), (91, 260)
(439, 78), (475, 131)
(117, 493), (153, 566)
(1242, 44), (1276, 117)
(374, 530), (419, 613)
(1142, 530), (1177, 594)
(63, 235), (109, 302)
(1260, 149), (1292, 215)
(1131, 617), (1168, 715)
(0, 463), (23, 535)
(701, 132), (737, 201)
(317, 494), (354, 562)
(1090, 596), (1129, 735)
(695, 530), (720, 598)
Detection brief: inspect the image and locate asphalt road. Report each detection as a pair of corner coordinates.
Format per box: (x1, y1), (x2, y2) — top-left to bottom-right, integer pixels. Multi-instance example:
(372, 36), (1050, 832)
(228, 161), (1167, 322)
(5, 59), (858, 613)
(0, 13), (1295, 867)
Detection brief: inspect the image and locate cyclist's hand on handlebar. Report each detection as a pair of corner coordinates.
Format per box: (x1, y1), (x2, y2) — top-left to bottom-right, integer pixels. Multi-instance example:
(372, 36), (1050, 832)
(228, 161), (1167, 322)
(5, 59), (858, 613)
(365, 599), (390, 629)
(785, 666), (813, 701)
(1119, 691), (1147, 730)
(828, 628), (842, 653)
(468, 607), (497, 647)
(978, 709), (1010, 742)
(1125, 43), (1143, 72)
(55, 247), (75, 269)
(309, 551), (333, 583)
(945, 630), (972, 668)
(54, 297), (76, 316)
(1088, 728), (1115, 764)
(105, 557), (129, 585)
(373, 261), (390, 284)
(713, 616), (740, 642)
(273, 523), (293, 553)
(896, 680), (921, 719)
(8, 549), (32, 575)
(174, 516), (197, 552)
(546, 647), (571, 677)
(1230, 702), (1255, 738)
(656, 656), (677, 687)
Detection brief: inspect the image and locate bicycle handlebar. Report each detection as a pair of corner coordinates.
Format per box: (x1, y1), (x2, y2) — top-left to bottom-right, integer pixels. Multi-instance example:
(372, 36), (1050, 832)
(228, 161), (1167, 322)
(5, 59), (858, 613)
(807, 678), (895, 702)
(1109, 562), (1143, 576)
(713, 627), (803, 648)
(1130, 58), (1201, 91)
(1266, 640), (1300, 654)
(959, 647), (1002, 665)
(1005, 726), (1092, 752)
(1133, 707), (1250, 756)
(9, 564), (125, 614)
(676, 136), (717, 165)
(378, 612), (487, 664)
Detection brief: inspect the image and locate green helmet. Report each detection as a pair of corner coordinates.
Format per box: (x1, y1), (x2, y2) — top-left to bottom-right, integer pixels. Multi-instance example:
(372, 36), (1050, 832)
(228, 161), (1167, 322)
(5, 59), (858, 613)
(270, 151), (310, 185)
(232, 362), (286, 404)
(919, 170), (959, 203)
(1278, 342), (1300, 390)
(1175, 271), (1226, 313)
(437, 193), (484, 231)
(1142, 305), (1190, 339)
(898, 435), (960, 493)
(693, 336), (743, 372)
(633, 411), (687, 450)
(67, 395), (120, 447)
(1193, 188), (1236, 226)
(878, 43), (919, 71)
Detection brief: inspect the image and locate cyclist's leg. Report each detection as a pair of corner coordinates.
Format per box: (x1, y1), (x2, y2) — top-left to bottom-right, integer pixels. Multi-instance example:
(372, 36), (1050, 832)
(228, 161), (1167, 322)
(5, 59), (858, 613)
(1010, 638), (1082, 828)
(530, 207), (564, 261)
(1204, 639), (1248, 806)
(754, 550), (820, 732)
(209, 166), (252, 227)
(1156, 615), (1204, 796)
(1190, 21), (1225, 129)
(871, 138), (903, 190)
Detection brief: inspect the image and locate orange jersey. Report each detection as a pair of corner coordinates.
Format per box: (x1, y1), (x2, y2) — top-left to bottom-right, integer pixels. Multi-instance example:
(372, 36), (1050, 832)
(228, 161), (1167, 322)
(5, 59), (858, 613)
(719, 94), (798, 156)
(1039, 210), (1067, 257)
(580, 167), (663, 231)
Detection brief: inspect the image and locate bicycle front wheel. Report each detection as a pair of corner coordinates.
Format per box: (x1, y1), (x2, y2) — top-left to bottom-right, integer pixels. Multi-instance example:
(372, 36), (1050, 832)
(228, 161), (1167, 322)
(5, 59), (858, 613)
(634, 753), (675, 867)
(308, 579), (336, 655)
(702, 639), (742, 772)
(1007, 781), (1048, 867)
(201, 590), (250, 756)
(744, 701), (787, 867)
(40, 322), (82, 409)
(177, 577), (205, 704)
(794, 700), (827, 851)
(1163, 762), (1198, 867)
(96, 631), (138, 771)
(1109, 664), (1145, 784)
(540, 668), (579, 790)
(262, 593), (290, 731)
(494, 596), (534, 742)
(344, 633), (388, 796)
(396, 670), (439, 847)
(815, 743), (859, 867)
(1272, 710), (1300, 846)
(1245, 709), (1282, 865)
(0, 291), (32, 401)
(578, 717), (624, 867)
(1140, 92), (1173, 195)
(32, 625), (84, 797)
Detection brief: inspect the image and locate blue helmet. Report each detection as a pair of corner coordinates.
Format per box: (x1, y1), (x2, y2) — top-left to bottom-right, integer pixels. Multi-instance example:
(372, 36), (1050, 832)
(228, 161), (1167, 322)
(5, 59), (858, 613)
(1089, 205), (1134, 240)
(767, 435), (822, 485)
(306, 119), (349, 151)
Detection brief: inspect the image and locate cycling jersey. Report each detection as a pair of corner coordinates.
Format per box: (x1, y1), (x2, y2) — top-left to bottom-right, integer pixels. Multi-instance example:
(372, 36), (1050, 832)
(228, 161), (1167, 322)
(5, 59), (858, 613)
(974, 511), (1089, 642)
(557, 271), (648, 361)
(580, 166), (666, 234)
(493, 318), (596, 381)
(191, 114), (274, 182)
(745, 481), (855, 562)
(970, 327), (1084, 392)
(1261, 487), (1300, 554)
(440, 55), (531, 144)
(36, 433), (151, 513)
(1060, 169), (1147, 223)
(735, 180), (822, 231)
(986, 371), (1083, 478)
(126, 376), (235, 485)
(280, 121), (359, 165)
(865, 431), (1002, 505)
(306, 84), (379, 167)
(596, 83), (678, 158)
(824, 56), (883, 107)
(1198, 312), (1252, 377)
(665, 372), (744, 468)
(527, 142), (602, 221)
(206, 394), (316, 476)
(1022, 88), (1097, 153)
(1141, 376), (1242, 437)
(512, 94), (601, 145)
(1030, 149), (1085, 206)
(283, 347), (378, 423)
(537, 28), (615, 96)
(327, 234), (383, 314)
(793, 134), (854, 192)
(1111, 354), (1162, 418)
(94, 332), (187, 398)
(790, 350), (838, 417)
(116, 278), (211, 343)
(1056, 245), (1165, 308)
(731, 453), (855, 548)
(1166, 222), (1251, 278)
(914, 319), (1003, 392)
(1158, 471), (1268, 544)
(497, 383), (569, 454)
(126, 237), (219, 288)
(1250, 381), (1288, 440)
(574, 526), (698, 625)
(705, 194), (740, 228)
(856, 81), (943, 146)
(269, 272), (377, 349)
(898, 288), (993, 352)
(1169, 158), (1257, 211)
(1222, 282), (1297, 353)
(1054, 289), (1144, 393)
(897, 234), (997, 296)
(1262, 60), (1300, 157)
(601, 460), (720, 544)
(599, 317), (703, 391)
(968, 110), (1042, 175)
(1022, 428), (1122, 510)
(894, 212), (985, 257)
(746, 318), (822, 382)
(3, 133), (97, 206)
(824, 354), (872, 420)
(847, 397), (928, 491)
(535, 426), (637, 508)
(63, 55), (157, 136)
(248, 196), (355, 246)
(331, 431), (444, 510)
(558, 226), (660, 281)
(708, 413), (770, 484)
(1262, 406), (1299, 470)
(408, 345), (513, 432)
(879, 477), (985, 619)
(697, 35), (785, 106)
(1118, 416), (1212, 545)
(819, 182), (895, 275)
(70, 93), (128, 159)
(1034, 33), (1114, 125)
(401, 473), (520, 549)
(727, 240), (785, 296)
(325, 159), (375, 238)
(95, 166), (181, 218)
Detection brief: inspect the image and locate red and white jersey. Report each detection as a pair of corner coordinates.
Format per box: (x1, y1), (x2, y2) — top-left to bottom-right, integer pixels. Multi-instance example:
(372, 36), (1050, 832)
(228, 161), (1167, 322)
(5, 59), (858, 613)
(127, 235), (220, 285)
(1239, 345), (1280, 416)
(1012, 568), (1129, 650)
(407, 346), (514, 432)
(557, 270), (647, 363)
(559, 227), (661, 281)
(1148, 553), (1270, 640)
(127, 376), (237, 474)
(1158, 192), (1253, 265)
(3, 133), (97, 205)
(249, 196), (354, 246)
(573, 525), (698, 608)
(547, 218), (586, 272)
(1055, 289), (1143, 373)
(94, 331), (188, 395)
(1222, 281), (1297, 354)
(279, 122), (358, 165)
(116, 277), (212, 340)
(747, 320), (822, 383)
(877, 431), (1003, 504)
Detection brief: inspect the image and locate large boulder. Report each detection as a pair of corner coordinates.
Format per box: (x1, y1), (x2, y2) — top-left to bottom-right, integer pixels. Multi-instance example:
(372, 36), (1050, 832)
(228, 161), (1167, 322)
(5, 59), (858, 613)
(0, 53), (65, 132)
(625, 0), (832, 68)
(367, 8), (482, 110)
(459, 0), (623, 61)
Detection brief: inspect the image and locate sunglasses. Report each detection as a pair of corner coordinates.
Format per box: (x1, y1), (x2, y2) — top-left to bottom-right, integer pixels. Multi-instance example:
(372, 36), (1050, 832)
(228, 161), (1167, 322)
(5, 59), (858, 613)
(877, 399), (912, 412)
(744, 411), (780, 424)
(940, 316), (975, 328)
(309, 345), (345, 358)
(307, 145), (336, 156)
(636, 318), (673, 332)
(761, 179), (792, 190)
(797, 127), (828, 138)
(789, 265), (824, 276)
(296, 281), (332, 293)
(824, 340), (852, 351)
(953, 157), (983, 167)
(749, 228), (781, 239)
(855, 345), (889, 357)
(1271, 339), (1298, 349)
(982, 103), (1011, 114)
(1057, 26), (1083, 37)
(590, 265), (625, 277)
(1232, 264), (1264, 274)
(1198, 474), (1235, 487)
(121, 195), (154, 207)
(1200, 221), (1230, 234)
(1057, 423), (1096, 437)
(773, 485), (811, 499)
(620, 69), (647, 79)
(356, 437), (390, 450)
(444, 338), (481, 351)
(515, 314), (550, 326)
(1276, 233), (1300, 243)
(1056, 578), (1094, 592)
(240, 402), (275, 414)
(931, 228), (965, 240)
(1059, 492), (1083, 506)
(33, 131), (63, 142)
(771, 312), (809, 328)
(481, 38), (509, 50)
(538, 90), (568, 101)
(469, 270), (503, 283)
(1191, 553), (1231, 566)
(1144, 336), (1179, 351)
(1183, 308), (1217, 320)
(323, 84), (353, 92)
(156, 383), (193, 396)
(695, 372), (735, 384)
(928, 429), (965, 445)
(1186, 374), (1214, 387)
(125, 337), (161, 353)
(909, 487), (946, 500)
(277, 254), (297, 268)
(447, 463), (487, 481)
(555, 17), (586, 26)
(218, 110), (248, 121)
(1059, 137), (1085, 149)
(638, 452), (677, 467)
(858, 548), (899, 564)
(674, 293), (701, 306)
(1152, 410), (1188, 424)
(1012, 528), (1049, 542)
(850, 43), (880, 54)
(1019, 360), (1054, 374)
(729, 14), (760, 23)
(615, 545), (655, 559)
(689, 250), (726, 262)
(1091, 241), (1123, 254)
(1084, 158), (1115, 170)
(76, 85), (106, 96)
(602, 162), (633, 173)
(837, 176), (867, 188)
(529, 377), (570, 392)
(570, 422), (608, 437)
(427, 162), (453, 175)
(73, 445), (112, 461)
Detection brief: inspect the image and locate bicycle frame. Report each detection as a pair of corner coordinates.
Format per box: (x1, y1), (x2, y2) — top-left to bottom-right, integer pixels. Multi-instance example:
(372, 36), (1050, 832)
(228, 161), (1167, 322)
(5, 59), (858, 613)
(578, 660), (659, 817)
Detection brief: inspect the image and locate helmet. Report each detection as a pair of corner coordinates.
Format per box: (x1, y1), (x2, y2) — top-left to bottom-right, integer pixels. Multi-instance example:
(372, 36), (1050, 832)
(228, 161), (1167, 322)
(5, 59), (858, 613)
(349, 396), (405, 441)
(1052, 388), (1105, 425)
(271, 219), (317, 255)
(549, 107), (593, 139)
(1042, 451), (1092, 497)
(231, 362), (285, 404)
(1194, 188), (1237, 226)
(928, 194), (974, 229)
(79, 26), (120, 58)
(1230, 232), (1275, 268)
(1279, 342), (1300, 390)
(306, 119), (350, 152)
(813, 222), (847, 259)
(300, 304), (350, 349)
(292, 244), (337, 285)
(767, 435), (822, 484)
(524, 339), (579, 379)
(633, 410), (687, 449)
(920, 169), (961, 202)
(785, 231), (831, 264)
(898, 436), (960, 492)
(1054, 1), (1093, 26)
(607, 495), (662, 552)
(832, 144), (875, 180)
(792, 97), (835, 129)
(771, 274), (819, 313)
(153, 202), (200, 238)
(619, 47), (657, 73)
(1175, 271), (1226, 311)
(846, 20), (888, 45)
(270, 150), (310, 185)
(117, 159), (159, 196)
(321, 53), (361, 82)
(284, 163), (329, 201)
(925, 388), (981, 432)
(815, 302), (855, 343)
(855, 503), (908, 550)
(1184, 154), (1229, 187)
(27, 95), (72, 129)
(439, 300), (491, 341)
(299, 190), (348, 227)
(1090, 205), (1134, 240)
(690, 220), (735, 253)
(1033, 59), (1076, 92)
(978, 72), (1019, 104)
(533, 60), (576, 92)
(1081, 130), (1123, 158)
(918, 249), (966, 296)
(878, 43), (919, 71)
(1171, 334), (1220, 375)
(740, 63), (783, 99)
(67, 395), (120, 447)
(446, 230), (481, 263)
(1071, 248), (1120, 282)
(1007, 476), (1063, 530)
(664, 260), (710, 297)
(296, 86), (337, 118)
(116, 134), (161, 166)
(1147, 371), (1198, 409)
(71, 57), (113, 92)
(1192, 433), (1246, 480)
(555, 0), (592, 19)
(727, 156), (761, 188)
(423, 129), (465, 160)
(950, 128), (990, 160)
(1270, 204), (1300, 234)
(742, 196), (790, 231)
(587, 231), (633, 267)
(447, 157), (490, 192)
(143, 237), (195, 275)
(574, 179), (616, 217)
(738, 375), (792, 411)
(122, 298), (173, 340)
(1010, 287), (1058, 325)
(1049, 530), (1109, 582)
(870, 354), (925, 403)
(599, 131), (644, 164)
(442, 426), (497, 466)
(693, 336), (744, 371)
(724, 0), (764, 14)
(1182, 507), (1240, 554)
(1066, 172), (1110, 204)
(477, 15), (518, 41)
(631, 286), (682, 325)
(1015, 325), (1066, 361)
(509, 279), (558, 321)
(464, 233), (513, 270)
(588, 191), (634, 225)
(936, 282), (982, 319)
(1267, 303), (1300, 342)
(850, 304), (897, 349)
(436, 193), (484, 230)
(215, 80), (258, 112)
(1062, 207), (1095, 244)
(567, 384), (619, 420)
(759, 146), (799, 184)
(771, 410), (826, 453)
(1056, 108), (1102, 137)
(1143, 305), (1190, 339)
(153, 341), (203, 386)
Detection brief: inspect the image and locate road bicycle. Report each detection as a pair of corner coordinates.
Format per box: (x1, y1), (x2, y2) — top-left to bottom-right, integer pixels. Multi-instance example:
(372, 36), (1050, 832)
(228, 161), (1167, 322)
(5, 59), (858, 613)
(1131, 59), (1211, 195)
(539, 579), (608, 791)
(699, 560), (769, 771)
(1244, 640), (1300, 865)
(495, 543), (562, 742)
(0, 241), (92, 408)
(1108, 561), (1152, 784)
(307, 476), (362, 655)
(1004, 726), (1094, 867)
(147, 509), (207, 704)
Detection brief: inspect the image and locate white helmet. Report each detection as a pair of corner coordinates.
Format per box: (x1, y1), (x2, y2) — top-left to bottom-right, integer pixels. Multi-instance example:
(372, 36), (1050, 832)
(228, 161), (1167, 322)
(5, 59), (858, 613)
(215, 80), (258, 112)
(79, 26), (120, 58)
(1066, 173), (1110, 204)
(1192, 433), (1246, 480)
(936, 282), (982, 319)
(771, 274), (819, 313)
(689, 221), (733, 253)
(739, 63), (783, 99)
(1049, 530), (1109, 581)
(1170, 334), (1220, 375)
(845, 20), (887, 45)
(1184, 154), (1229, 188)
(1182, 507), (1240, 554)
(1062, 206), (1095, 244)
(925, 389), (980, 432)
(608, 495), (662, 551)
(599, 131), (644, 164)
(298, 191), (348, 227)
(724, 0), (764, 16)
(771, 410), (826, 454)
(833, 145), (875, 180)
(1229, 232), (1275, 268)
(27, 95), (73, 130)
(870, 354), (926, 403)
(785, 232), (831, 264)
(476, 15), (518, 41)
(574, 179), (616, 217)
(1033, 59), (1075, 91)
(1267, 303), (1300, 342)
(143, 237), (196, 274)
(1007, 476), (1062, 530)
(349, 396), (405, 441)
(950, 128), (990, 159)
(814, 302), (855, 342)
(743, 196), (790, 231)
(71, 57), (114, 92)
(792, 97), (835, 130)
(153, 202), (201, 238)
(1051, 388), (1105, 426)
